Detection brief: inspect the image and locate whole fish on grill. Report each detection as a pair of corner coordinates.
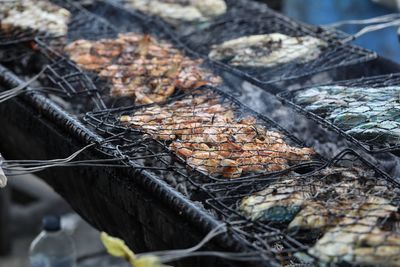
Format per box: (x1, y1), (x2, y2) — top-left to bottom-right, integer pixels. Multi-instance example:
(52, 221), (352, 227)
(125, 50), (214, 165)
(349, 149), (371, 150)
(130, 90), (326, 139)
(0, 0), (70, 37)
(293, 85), (400, 146)
(128, 0), (227, 24)
(120, 92), (315, 178)
(208, 33), (327, 68)
(65, 33), (221, 104)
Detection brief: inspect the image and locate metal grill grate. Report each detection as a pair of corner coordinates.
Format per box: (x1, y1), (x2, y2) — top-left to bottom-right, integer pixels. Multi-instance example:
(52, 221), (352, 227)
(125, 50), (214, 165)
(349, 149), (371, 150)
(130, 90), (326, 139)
(84, 86), (324, 185)
(278, 73), (400, 153)
(177, 8), (376, 86)
(202, 149), (400, 266)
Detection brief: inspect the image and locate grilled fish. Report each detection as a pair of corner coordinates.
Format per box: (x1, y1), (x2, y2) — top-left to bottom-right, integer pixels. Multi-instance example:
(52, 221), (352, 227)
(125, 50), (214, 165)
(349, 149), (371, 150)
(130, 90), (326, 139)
(208, 33), (327, 68)
(65, 33), (221, 104)
(128, 0), (226, 24)
(120, 93), (314, 178)
(0, 0), (70, 37)
(294, 85), (400, 145)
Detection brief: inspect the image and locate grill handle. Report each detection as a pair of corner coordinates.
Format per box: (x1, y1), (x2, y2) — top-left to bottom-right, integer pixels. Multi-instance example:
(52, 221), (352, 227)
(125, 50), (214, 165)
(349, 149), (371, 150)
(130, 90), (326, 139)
(323, 13), (400, 42)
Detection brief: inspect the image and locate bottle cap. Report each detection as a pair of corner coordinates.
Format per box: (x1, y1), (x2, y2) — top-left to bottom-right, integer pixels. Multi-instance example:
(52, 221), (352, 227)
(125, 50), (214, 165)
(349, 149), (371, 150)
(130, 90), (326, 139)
(42, 215), (61, 232)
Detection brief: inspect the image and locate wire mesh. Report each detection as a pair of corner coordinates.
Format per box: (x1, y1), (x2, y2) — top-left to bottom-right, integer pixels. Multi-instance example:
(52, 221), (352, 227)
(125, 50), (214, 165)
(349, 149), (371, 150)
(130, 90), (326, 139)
(176, 7), (376, 85)
(30, 0), (223, 109)
(0, 0), (118, 110)
(84, 86), (324, 184)
(278, 73), (400, 153)
(202, 149), (400, 266)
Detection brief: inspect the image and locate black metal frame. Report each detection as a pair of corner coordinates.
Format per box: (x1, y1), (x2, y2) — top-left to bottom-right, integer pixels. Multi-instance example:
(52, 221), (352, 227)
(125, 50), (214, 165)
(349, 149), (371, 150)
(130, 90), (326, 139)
(278, 73), (400, 154)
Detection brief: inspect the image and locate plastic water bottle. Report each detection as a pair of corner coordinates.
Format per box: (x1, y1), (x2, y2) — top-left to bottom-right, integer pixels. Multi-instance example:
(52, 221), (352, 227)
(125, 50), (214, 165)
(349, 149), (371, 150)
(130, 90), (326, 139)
(29, 215), (77, 267)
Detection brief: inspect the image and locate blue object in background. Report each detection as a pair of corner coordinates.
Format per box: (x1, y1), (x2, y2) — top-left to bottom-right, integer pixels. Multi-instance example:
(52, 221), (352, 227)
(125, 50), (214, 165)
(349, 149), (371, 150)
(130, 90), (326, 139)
(282, 0), (400, 63)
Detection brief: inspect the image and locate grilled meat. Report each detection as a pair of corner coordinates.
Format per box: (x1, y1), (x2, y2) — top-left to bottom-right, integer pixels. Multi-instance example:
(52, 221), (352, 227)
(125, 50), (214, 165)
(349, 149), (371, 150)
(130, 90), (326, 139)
(65, 33), (221, 104)
(208, 33), (327, 68)
(0, 0), (70, 37)
(293, 85), (400, 145)
(120, 92), (315, 178)
(128, 0), (226, 24)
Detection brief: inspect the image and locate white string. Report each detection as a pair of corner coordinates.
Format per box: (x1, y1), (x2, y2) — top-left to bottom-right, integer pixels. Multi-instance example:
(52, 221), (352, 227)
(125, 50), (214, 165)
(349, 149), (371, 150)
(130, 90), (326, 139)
(342, 18), (400, 43)
(0, 67), (48, 104)
(323, 13), (400, 43)
(325, 13), (400, 28)
(2, 143), (97, 176)
(136, 224), (261, 263)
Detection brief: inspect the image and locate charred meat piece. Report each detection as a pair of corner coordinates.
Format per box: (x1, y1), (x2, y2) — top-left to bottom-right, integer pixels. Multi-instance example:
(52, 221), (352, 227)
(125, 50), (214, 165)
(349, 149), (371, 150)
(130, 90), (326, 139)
(120, 92), (315, 178)
(209, 33), (327, 68)
(65, 33), (221, 104)
(0, 0), (70, 37)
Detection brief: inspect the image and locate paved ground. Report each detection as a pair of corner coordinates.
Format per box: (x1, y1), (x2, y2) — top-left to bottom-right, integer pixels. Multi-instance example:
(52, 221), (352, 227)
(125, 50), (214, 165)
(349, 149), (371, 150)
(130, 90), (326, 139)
(0, 174), (129, 267)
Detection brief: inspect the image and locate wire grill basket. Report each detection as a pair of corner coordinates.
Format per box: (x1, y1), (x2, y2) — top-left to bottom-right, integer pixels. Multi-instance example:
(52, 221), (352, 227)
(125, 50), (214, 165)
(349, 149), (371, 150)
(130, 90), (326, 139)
(278, 73), (400, 154)
(84, 86), (324, 185)
(177, 7), (376, 86)
(202, 149), (400, 266)
(32, 0), (222, 110)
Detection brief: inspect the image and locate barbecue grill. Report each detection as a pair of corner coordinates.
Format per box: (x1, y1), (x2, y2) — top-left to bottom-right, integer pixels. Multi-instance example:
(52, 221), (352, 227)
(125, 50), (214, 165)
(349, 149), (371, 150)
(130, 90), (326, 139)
(2, 62), (399, 266)
(85, 0), (379, 94)
(1, 1), (400, 267)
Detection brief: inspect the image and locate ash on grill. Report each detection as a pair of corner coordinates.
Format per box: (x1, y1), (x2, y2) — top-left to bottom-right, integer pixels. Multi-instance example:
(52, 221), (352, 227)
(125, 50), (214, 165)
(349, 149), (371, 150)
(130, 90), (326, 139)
(203, 150), (400, 266)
